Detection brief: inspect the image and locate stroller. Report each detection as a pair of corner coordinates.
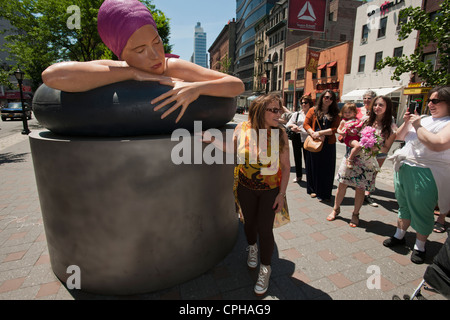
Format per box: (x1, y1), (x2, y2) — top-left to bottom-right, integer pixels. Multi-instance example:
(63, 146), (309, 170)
(393, 230), (450, 300)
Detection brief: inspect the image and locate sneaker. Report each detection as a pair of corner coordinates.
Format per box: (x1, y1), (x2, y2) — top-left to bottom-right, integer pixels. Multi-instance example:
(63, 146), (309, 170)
(364, 195), (379, 207)
(411, 249), (426, 264)
(254, 264), (271, 296)
(246, 244), (258, 269)
(383, 236), (406, 248)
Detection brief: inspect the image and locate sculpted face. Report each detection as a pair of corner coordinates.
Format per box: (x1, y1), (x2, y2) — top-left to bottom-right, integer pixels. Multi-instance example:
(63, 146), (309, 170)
(121, 24), (166, 74)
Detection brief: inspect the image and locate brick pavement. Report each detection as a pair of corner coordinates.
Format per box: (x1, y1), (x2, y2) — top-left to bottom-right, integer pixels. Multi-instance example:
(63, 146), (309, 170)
(0, 132), (448, 300)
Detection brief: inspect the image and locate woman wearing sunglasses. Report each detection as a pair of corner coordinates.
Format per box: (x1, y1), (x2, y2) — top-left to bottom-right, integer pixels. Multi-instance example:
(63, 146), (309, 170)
(303, 89), (341, 201)
(286, 95), (313, 183)
(233, 94), (290, 296)
(384, 85), (450, 264)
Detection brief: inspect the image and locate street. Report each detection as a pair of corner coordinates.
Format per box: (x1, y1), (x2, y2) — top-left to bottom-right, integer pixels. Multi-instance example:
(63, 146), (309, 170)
(0, 116), (42, 151)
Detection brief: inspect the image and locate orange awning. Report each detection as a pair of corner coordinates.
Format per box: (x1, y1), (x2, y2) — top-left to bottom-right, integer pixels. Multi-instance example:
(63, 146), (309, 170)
(317, 64), (327, 70)
(327, 61), (337, 67)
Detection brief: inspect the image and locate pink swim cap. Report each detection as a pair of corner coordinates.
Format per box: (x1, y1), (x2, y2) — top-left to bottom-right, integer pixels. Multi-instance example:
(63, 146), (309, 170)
(97, 0), (158, 60)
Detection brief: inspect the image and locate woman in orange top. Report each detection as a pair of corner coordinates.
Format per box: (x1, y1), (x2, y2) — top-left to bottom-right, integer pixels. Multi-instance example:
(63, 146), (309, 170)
(234, 94), (290, 296)
(303, 89), (341, 201)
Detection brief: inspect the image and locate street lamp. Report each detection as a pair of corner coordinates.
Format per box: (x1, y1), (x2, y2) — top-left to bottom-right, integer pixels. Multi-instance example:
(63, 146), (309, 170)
(14, 67), (30, 135)
(263, 58), (273, 94)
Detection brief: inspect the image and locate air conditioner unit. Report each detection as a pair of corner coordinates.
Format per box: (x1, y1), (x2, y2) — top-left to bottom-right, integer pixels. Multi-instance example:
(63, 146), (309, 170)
(361, 38), (368, 45)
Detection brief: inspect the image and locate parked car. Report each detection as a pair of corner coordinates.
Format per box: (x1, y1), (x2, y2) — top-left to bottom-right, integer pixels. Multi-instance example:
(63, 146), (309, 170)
(1, 102), (32, 121)
(236, 106), (245, 114)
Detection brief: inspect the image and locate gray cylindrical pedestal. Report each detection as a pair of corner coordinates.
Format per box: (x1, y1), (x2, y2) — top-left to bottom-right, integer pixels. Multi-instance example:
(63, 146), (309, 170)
(29, 129), (238, 295)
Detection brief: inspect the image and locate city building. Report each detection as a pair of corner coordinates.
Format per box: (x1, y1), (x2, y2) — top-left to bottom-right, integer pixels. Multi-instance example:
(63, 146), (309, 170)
(283, 38), (352, 109)
(192, 22), (208, 68)
(208, 19), (236, 75)
(252, 0), (360, 110)
(341, 0), (422, 122)
(403, 0), (445, 116)
(235, 0), (278, 102)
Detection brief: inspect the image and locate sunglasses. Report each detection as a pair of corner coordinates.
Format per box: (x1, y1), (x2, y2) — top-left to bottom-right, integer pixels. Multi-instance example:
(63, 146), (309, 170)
(427, 99), (446, 105)
(266, 108), (283, 114)
(323, 95), (333, 100)
(301, 101), (309, 105)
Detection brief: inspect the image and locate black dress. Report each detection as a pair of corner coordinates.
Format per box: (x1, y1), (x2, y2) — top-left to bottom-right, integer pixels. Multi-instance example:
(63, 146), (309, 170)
(306, 116), (336, 200)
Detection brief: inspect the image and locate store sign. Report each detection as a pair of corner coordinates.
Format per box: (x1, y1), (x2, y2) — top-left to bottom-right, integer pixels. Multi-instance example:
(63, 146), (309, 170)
(403, 82), (431, 95)
(306, 50), (320, 73)
(367, 0), (404, 17)
(288, 0), (327, 32)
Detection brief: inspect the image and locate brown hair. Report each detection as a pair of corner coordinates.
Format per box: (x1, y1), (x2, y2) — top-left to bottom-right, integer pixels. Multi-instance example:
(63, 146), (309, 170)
(248, 94), (287, 152)
(316, 89), (340, 121)
(366, 96), (394, 139)
(339, 103), (357, 118)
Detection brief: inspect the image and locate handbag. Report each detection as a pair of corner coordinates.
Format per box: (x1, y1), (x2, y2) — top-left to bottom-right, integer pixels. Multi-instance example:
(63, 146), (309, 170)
(286, 112), (299, 140)
(304, 115), (324, 152)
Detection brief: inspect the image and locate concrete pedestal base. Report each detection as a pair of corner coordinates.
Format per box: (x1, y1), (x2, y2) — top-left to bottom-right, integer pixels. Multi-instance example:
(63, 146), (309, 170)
(29, 129), (238, 295)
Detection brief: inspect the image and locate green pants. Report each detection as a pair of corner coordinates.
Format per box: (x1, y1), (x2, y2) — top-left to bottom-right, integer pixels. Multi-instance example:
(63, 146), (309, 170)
(394, 164), (438, 236)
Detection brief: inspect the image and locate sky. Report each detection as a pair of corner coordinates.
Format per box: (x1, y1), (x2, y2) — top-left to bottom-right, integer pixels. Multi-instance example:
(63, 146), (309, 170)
(151, 0), (236, 62)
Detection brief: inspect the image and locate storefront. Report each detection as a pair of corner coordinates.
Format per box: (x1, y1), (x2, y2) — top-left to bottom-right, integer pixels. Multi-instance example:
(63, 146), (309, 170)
(403, 82), (432, 115)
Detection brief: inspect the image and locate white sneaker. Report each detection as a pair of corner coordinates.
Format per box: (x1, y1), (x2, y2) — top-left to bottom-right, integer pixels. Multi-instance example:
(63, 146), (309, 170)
(254, 264), (271, 296)
(246, 244), (258, 269)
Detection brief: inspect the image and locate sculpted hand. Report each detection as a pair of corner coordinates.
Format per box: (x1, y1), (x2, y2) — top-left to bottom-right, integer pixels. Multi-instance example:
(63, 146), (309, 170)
(152, 78), (201, 123)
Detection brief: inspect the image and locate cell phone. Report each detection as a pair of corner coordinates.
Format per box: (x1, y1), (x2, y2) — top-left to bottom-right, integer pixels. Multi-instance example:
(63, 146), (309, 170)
(408, 102), (420, 114)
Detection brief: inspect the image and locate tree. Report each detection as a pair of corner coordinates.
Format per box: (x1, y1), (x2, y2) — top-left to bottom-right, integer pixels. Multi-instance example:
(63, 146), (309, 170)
(376, 0), (450, 86)
(0, 0), (172, 90)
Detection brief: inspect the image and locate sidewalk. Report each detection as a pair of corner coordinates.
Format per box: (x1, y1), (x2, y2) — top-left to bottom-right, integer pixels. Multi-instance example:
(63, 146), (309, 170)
(0, 130), (447, 300)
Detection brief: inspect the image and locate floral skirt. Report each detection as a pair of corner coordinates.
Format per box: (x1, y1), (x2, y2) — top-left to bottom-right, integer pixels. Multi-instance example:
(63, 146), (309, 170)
(336, 153), (380, 192)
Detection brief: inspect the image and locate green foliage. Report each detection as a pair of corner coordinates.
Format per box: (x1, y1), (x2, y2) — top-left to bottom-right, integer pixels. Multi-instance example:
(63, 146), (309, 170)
(0, 0), (172, 90)
(376, 0), (450, 86)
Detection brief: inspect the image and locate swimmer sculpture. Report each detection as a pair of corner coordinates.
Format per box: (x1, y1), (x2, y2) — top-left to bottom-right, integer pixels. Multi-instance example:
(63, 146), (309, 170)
(30, 0), (244, 295)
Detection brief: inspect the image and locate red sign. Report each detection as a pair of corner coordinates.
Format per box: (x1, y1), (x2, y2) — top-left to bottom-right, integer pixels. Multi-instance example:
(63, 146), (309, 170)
(288, 0), (327, 33)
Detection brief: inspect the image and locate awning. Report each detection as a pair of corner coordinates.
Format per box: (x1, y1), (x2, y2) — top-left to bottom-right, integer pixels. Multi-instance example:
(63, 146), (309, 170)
(317, 64), (327, 70)
(340, 87), (402, 101)
(340, 89), (368, 101)
(327, 61), (337, 67)
(374, 87), (402, 96)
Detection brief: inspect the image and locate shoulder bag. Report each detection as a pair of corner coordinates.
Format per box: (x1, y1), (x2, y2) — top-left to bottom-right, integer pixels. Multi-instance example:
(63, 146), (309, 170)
(304, 116), (324, 152)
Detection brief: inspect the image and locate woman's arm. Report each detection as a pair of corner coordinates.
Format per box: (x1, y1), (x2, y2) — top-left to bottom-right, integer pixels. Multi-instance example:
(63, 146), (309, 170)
(273, 131), (290, 213)
(152, 59), (244, 122)
(411, 116), (450, 152)
(41, 60), (169, 92)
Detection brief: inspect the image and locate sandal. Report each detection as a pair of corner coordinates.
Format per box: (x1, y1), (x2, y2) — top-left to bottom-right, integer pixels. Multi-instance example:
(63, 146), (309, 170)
(433, 222), (447, 233)
(326, 207), (340, 221)
(349, 213), (359, 228)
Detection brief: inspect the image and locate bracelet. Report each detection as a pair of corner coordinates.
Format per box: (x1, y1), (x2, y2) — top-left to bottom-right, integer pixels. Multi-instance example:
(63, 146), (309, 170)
(278, 192), (285, 197)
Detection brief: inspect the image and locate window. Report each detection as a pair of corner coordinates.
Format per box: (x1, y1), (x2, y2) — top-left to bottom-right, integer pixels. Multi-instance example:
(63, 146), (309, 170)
(285, 72), (291, 81)
(330, 65), (337, 77)
(358, 56), (366, 73)
(423, 52), (436, 69)
(320, 68), (327, 78)
(393, 47), (403, 58)
(312, 72), (317, 80)
(378, 17), (387, 38)
(374, 52), (383, 70)
(397, 10), (407, 31)
(361, 24), (369, 44)
(296, 68), (305, 80)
